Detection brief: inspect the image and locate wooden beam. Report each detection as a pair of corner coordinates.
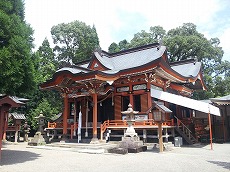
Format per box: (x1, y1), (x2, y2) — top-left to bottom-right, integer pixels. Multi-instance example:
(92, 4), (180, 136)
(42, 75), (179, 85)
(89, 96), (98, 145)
(158, 123), (164, 152)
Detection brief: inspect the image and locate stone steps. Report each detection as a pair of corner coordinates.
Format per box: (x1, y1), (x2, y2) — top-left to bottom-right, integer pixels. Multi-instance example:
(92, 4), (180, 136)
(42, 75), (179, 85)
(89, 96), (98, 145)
(42, 142), (118, 154)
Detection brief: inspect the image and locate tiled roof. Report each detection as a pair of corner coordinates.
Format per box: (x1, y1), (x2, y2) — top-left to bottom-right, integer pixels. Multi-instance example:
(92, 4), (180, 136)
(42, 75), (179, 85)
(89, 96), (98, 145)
(46, 43), (204, 88)
(9, 113), (26, 120)
(10, 96), (28, 104)
(210, 94), (230, 105)
(153, 101), (172, 113)
(56, 67), (90, 74)
(95, 45), (166, 72)
(171, 61), (201, 78)
(211, 94), (230, 101)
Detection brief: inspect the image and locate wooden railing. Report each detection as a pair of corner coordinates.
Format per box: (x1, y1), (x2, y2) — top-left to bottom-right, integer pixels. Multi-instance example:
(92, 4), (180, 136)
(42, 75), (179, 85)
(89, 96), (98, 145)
(174, 116), (197, 142)
(47, 122), (72, 128)
(6, 126), (17, 131)
(100, 119), (174, 140)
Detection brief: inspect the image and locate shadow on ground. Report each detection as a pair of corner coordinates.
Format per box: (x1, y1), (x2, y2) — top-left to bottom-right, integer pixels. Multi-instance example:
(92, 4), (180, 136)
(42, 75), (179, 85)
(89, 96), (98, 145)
(208, 161), (230, 170)
(0, 150), (41, 165)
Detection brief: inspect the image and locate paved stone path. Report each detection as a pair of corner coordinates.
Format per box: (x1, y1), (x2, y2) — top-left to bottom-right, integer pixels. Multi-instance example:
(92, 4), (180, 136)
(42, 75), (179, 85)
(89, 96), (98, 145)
(0, 142), (230, 172)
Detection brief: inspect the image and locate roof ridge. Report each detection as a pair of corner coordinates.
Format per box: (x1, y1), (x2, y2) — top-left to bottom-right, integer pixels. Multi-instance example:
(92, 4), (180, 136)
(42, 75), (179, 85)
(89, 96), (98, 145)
(170, 58), (198, 66)
(103, 43), (160, 58)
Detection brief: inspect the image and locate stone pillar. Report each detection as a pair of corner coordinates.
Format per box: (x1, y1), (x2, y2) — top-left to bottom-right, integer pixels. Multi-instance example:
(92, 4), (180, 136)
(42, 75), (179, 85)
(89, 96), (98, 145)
(15, 125), (19, 143)
(143, 129), (147, 143)
(164, 128), (169, 143)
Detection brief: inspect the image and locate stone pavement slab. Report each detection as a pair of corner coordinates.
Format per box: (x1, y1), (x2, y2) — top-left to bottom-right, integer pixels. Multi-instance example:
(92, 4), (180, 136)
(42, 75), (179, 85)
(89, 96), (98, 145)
(0, 142), (230, 172)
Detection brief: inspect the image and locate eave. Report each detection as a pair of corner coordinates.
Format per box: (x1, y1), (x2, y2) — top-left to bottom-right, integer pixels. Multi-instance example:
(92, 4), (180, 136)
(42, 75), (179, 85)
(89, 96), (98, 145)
(40, 70), (119, 90)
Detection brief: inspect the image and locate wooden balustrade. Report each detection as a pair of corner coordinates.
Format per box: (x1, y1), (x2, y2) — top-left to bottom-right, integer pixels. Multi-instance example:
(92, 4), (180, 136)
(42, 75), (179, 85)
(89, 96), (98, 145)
(6, 126), (17, 131)
(100, 119), (174, 140)
(47, 119), (175, 140)
(47, 122), (72, 129)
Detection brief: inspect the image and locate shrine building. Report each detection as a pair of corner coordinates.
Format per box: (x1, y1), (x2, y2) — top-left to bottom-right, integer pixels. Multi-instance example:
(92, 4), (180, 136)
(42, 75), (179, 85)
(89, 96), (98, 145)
(40, 43), (221, 144)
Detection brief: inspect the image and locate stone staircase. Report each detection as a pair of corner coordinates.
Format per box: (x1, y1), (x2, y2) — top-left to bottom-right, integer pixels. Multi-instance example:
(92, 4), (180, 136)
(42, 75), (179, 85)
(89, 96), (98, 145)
(44, 142), (118, 154)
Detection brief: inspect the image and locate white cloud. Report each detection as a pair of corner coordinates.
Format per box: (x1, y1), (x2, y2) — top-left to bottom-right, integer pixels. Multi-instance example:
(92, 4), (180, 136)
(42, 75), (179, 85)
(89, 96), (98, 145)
(24, 0), (229, 61)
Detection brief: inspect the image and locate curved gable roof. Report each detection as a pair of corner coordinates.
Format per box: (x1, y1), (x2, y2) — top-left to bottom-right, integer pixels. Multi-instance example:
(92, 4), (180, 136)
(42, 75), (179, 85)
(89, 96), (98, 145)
(94, 44), (166, 72)
(170, 59), (201, 78)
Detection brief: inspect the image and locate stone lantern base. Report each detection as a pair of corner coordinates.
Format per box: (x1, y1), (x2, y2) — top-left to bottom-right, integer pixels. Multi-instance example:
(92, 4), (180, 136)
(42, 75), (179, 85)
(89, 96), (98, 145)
(109, 126), (146, 154)
(28, 132), (46, 146)
(108, 136), (146, 154)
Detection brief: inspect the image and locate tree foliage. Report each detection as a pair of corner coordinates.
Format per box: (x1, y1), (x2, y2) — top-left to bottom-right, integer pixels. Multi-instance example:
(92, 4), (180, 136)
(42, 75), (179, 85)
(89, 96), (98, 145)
(108, 26), (165, 53)
(28, 98), (59, 130)
(0, 0), (35, 95)
(51, 21), (100, 64)
(25, 39), (62, 130)
(36, 38), (58, 83)
(164, 23), (224, 76)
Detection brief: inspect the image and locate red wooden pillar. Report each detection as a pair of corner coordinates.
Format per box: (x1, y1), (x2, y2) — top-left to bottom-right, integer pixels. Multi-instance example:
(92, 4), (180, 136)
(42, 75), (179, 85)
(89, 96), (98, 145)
(3, 111), (8, 141)
(208, 113), (213, 150)
(129, 83), (133, 106)
(0, 107), (5, 160)
(63, 93), (68, 138)
(147, 82), (152, 119)
(92, 93), (98, 140)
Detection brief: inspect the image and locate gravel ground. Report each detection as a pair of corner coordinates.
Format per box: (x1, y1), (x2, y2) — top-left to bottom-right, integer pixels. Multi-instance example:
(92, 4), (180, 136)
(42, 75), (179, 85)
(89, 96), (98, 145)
(0, 142), (230, 172)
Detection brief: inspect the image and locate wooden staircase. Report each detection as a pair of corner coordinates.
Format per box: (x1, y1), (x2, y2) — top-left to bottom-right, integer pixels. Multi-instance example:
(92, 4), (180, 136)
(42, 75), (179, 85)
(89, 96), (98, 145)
(174, 116), (197, 145)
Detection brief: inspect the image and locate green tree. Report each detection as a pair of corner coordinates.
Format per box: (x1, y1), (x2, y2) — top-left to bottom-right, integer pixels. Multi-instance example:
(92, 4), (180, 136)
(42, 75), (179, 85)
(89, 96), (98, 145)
(25, 39), (62, 131)
(36, 38), (58, 83)
(108, 42), (120, 53)
(129, 30), (153, 48)
(108, 26), (166, 53)
(164, 23), (224, 76)
(28, 98), (59, 130)
(108, 40), (129, 53)
(0, 0), (35, 95)
(51, 21), (100, 64)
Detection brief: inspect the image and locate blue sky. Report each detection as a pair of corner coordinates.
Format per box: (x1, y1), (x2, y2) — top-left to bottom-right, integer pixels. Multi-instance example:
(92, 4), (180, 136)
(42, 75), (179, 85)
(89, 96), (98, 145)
(24, 0), (229, 61)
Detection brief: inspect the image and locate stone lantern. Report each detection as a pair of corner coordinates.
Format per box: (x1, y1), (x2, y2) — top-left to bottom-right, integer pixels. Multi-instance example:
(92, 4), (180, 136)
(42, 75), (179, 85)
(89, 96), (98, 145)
(114, 103), (146, 153)
(121, 103), (139, 138)
(35, 112), (45, 134)
(28, 111), (46, 146)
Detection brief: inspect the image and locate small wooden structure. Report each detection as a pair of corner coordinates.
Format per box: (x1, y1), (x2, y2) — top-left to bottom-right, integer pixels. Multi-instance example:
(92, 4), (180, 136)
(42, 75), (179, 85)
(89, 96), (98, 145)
(0, 95), (26, 159)
(210, 95), (230, 142)
(152, 101), (172, 152)
(7, 113), (26, 142)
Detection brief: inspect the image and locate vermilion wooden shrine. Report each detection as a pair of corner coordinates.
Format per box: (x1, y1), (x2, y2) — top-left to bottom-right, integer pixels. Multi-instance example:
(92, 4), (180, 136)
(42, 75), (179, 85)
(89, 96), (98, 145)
(40, 43), (220, 144)
(0, 95), (26, 159)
